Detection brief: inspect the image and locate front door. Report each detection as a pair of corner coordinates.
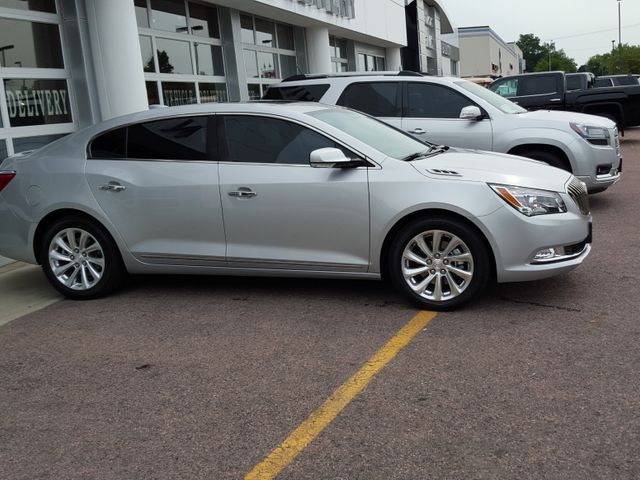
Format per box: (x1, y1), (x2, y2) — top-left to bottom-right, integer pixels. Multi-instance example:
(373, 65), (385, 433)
(218, 114), (370, 272)
(401, 82), (493, 150)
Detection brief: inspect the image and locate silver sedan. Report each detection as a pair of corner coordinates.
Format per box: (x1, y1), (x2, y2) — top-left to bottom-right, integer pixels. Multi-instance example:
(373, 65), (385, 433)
(0, 103), (592, 310)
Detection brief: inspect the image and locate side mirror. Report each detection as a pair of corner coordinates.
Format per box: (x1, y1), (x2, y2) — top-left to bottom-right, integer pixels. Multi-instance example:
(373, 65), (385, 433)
(310, 148), (357, 168)
(460, 106), (483, 120)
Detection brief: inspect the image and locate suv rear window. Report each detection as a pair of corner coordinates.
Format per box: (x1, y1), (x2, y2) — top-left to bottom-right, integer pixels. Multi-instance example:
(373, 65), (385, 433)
(263, 84), (330, 102)
(520, 75), (557, 96)
(336, 82), (401, 117)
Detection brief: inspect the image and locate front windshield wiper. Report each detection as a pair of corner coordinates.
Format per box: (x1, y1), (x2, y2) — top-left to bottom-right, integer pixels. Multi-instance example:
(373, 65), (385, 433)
(402, 145), (449, 161)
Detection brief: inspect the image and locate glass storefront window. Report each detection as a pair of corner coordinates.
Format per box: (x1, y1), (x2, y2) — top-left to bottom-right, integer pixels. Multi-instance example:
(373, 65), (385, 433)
(134, 0), (149, 28)
(145, 81), (160, 105)
(257, 52), (277, 79)
(0, 140), (7, 162)
(255, 18), (275, 48)
(161, 81), (196, 106)
(4, 78), (72, 127)
(240, 15), (254, 44)
(247, 84), (261, 100)
(188, 2), (220, 39)
(280, 55), (297, 79)
(150, 0), (187, 34)
(0, 0), (56, 13)
(155, 37), (192, 74)
(199, 83), (227, 103)
(244, 50), (258, 78)
(0, 19), (63, 68)
(276, 24), (295, 50)
(139, 35), (155, 72)
(195, 43), (224, 76)
(13, 133), (66, 153)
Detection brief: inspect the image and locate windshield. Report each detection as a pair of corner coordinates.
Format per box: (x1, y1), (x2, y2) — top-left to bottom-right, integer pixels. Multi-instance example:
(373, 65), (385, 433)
(308, 108), (431, 160)
(455, 80), (527, 114)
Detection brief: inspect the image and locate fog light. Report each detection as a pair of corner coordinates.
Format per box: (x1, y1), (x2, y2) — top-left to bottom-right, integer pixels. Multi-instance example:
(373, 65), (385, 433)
(596, 165), (612, 175)
(534, 248), (557, 261)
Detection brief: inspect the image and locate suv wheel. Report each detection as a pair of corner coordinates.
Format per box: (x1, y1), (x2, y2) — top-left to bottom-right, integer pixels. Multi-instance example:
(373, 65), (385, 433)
(521, 149), (571, 172)
(388, 217), (491, 311)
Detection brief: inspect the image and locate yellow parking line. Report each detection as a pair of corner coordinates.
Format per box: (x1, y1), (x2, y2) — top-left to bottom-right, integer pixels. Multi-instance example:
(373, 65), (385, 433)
(245, 310), (437, 480)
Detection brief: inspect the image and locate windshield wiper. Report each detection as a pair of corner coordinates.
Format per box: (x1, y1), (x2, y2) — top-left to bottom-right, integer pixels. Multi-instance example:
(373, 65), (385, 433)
(402, 145), (449, 161)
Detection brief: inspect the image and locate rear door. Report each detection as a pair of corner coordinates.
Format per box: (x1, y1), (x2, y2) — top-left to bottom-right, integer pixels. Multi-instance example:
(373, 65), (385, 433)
(335, 81), (403, 130)
(85, 116), (226, 266)
(400, 81), (493, 150)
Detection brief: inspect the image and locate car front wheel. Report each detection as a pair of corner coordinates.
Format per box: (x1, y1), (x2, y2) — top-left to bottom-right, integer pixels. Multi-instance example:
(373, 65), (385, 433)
(389, 217), (491, 311)
(40, 217), (125, 300)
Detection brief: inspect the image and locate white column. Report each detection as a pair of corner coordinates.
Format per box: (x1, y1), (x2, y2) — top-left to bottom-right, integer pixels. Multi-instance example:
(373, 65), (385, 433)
(305, 26), (331, 74)
(85, 0), (148, 120)
(386, 47), (402, 71)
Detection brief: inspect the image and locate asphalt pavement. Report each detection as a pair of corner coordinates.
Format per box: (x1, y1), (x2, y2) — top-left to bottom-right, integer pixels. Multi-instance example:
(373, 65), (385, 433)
(1, 129), (639, 479)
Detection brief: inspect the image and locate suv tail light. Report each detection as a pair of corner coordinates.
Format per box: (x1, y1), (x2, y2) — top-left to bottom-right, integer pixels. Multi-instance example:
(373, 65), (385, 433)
(0, 171), (16, 192)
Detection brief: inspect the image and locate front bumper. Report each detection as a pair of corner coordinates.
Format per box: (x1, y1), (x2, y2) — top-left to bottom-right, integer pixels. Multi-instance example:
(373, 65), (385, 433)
(480, 198), (592, 283)
(570, 129), (622, 193)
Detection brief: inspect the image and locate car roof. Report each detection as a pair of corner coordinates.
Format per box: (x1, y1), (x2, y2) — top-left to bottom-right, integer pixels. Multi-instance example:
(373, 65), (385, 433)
(275, 73), (465, 87)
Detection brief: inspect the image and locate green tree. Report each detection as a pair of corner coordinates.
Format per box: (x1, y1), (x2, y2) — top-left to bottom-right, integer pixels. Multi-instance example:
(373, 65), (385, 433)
(583, 44), (640, 75)
(533, 42), (577, 72)
(584, 53), (610, 76)
(516, 34), (546, 72)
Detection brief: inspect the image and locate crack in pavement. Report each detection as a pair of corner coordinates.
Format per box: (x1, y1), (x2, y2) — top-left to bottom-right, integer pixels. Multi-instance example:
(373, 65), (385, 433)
(500, 296), (582, 312)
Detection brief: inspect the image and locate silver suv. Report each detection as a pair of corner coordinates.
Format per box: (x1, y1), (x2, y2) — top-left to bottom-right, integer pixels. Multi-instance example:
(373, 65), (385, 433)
(265, 72), (622, 193)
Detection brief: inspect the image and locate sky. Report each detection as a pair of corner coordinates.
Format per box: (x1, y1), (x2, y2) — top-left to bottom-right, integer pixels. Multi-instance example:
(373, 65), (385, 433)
(443, 0), (640, 67)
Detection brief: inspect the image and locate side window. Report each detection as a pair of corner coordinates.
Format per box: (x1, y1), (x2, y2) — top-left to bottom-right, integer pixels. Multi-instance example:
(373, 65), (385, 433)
(492, 78), (519, 98)
(337, 82), (401, 117)
(127, 116), (209, 160)
(263, 84), (330, 101)
(520, 76), (557, 96)
(405, 83), (475, 119)
(90, 127), (126, 159)
(221, 116), (345, 165)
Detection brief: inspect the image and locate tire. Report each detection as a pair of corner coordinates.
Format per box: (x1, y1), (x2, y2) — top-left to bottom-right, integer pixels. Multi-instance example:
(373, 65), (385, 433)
(40, 217), (126, 300)
(388, 217), (491, 311)
(520, 149), (571, 172)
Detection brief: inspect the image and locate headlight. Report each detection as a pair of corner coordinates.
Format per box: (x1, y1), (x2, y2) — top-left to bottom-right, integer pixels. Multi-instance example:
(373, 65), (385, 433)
(489, 184), (567, 216)
(570, 122), (610, 145)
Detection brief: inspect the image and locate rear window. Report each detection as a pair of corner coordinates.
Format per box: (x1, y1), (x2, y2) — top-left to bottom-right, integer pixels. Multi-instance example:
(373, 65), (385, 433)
(520, 75), (557, 96)
(337, 82), (401, 117)
(263, 84), (330, 102)
(90, 127), (126, 159)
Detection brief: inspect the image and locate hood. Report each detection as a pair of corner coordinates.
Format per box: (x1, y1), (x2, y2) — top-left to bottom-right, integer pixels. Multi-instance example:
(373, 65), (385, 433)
(410, 149), (572, 192)
(518, 109), (616, 128)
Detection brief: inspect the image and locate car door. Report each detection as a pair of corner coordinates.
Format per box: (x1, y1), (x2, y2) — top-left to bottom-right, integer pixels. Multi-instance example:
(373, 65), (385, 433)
(509, 74), (563, 110)
(218, 114), (370, 272)
(335, 81), (403, 130)
(401, 81), (493, 150)
(85, 116), (226, 266)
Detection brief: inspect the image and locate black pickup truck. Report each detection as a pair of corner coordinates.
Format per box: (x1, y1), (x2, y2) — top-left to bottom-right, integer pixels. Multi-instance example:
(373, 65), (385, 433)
(489, 71), (640, 132)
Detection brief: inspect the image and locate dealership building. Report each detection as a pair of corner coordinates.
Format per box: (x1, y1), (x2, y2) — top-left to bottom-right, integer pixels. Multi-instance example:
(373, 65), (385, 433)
(0, 0), (407, 159)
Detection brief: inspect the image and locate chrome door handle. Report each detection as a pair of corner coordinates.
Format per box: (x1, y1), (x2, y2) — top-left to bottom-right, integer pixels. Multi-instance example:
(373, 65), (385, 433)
(550, 98), (561, 102)
(408, 128), (426, 135)
(228, 189), (257, 198)
(99, 182), (126, 192)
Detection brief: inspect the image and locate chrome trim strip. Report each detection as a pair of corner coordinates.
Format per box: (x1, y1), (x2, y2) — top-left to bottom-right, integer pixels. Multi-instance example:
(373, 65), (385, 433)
(530, 244), (590, 265)
(227, 257), (367, 272)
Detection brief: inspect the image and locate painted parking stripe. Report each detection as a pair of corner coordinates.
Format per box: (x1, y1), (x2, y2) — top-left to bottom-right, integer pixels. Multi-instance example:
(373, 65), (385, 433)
(245, 310), (437, 480)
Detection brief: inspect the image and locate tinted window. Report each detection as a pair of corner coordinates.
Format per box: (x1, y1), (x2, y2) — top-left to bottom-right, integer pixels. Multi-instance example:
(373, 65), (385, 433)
(337, 82), (400, 117)
(613, 76), (638, 86)
(520, 76), (557, 95)
(594, 78), (613, 88)
(91, 128), (127, 159)
(222, 116), (335, 165)
(405, 83), (474, 119)
(128, 117), (208, 160)
(263, 85), (330, 101)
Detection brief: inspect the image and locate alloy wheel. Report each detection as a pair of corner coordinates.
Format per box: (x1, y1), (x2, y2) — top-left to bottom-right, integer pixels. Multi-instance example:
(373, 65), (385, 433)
(48, 228), (105, 291)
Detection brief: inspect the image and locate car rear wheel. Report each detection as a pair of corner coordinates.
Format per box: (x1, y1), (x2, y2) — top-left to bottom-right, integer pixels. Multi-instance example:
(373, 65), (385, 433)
(40, 217), (125, 299)
(388, 217), (491, 310)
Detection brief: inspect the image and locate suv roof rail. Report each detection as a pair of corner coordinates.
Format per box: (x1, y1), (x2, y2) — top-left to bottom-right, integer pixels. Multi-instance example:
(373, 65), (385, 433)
(281, 70), (426, 82)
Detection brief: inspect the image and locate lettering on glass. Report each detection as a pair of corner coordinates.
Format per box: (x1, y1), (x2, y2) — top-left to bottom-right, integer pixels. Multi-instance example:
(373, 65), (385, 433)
(3, 79), (72, 127)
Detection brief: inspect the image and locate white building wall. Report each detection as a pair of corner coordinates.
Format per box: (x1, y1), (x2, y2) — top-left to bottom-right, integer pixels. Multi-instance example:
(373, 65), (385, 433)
(459, 27), (519, 77)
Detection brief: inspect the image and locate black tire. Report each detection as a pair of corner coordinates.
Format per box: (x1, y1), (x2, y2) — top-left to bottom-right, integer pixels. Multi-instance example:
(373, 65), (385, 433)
(388, 217), (491, 311)
(40, 217), (126, 300)
(520, 149), (571, 172)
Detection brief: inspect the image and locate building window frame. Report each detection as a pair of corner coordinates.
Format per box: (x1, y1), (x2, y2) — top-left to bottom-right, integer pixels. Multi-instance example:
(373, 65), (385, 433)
(136, 0), (228, 106)
(0, 1), (77, 158)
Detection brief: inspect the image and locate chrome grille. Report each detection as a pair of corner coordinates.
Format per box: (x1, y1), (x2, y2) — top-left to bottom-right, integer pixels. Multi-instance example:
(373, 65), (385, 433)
(613, 127), (621, 157)
(567, 178), (590, 215)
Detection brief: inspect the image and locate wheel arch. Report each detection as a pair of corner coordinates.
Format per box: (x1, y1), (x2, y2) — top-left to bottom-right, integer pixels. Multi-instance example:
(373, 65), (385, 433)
(33, 208), (117, 265)
(507, 143), (573, 172)
(379, 208), (497, 283)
